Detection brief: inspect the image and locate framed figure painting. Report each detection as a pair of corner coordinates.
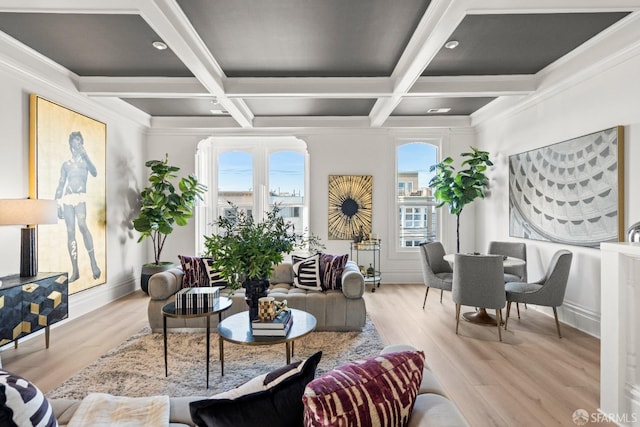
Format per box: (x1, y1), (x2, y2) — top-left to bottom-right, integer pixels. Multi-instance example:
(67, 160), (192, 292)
(509, 126), (624, 248)
(29, 94), (107, 294)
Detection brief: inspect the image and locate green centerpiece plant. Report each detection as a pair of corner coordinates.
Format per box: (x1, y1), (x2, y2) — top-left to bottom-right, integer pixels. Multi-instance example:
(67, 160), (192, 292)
(203, 203), (322, 319)
(428, 146), (493, 253)
(132, 153), (207, 292)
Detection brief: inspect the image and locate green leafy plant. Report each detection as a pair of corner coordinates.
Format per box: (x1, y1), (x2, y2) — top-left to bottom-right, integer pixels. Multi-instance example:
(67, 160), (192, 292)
(203, 203), (323, 291)
(133, 154), (207, 265)
(428, 146), (493, 252)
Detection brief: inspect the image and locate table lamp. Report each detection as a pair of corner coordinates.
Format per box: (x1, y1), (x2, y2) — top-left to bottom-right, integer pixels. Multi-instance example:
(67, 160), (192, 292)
(0, 198), (58, 277)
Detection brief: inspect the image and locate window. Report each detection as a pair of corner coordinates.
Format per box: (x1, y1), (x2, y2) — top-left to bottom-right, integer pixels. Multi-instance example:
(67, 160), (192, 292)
(396, 141), (439, 249)
(195, 137), (309, 254)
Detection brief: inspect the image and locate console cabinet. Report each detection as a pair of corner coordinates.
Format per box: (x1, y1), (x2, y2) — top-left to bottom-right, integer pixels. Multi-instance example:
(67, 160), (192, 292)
(0, 272), (68, 348)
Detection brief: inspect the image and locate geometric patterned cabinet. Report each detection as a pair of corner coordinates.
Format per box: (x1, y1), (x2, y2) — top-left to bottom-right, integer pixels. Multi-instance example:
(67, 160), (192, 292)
(0, 272), (68, 348)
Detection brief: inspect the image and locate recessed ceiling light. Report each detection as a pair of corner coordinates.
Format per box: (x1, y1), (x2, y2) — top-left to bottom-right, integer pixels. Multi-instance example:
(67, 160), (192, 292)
(210, 110), (228, 115)
(152, 41), (168, 50)
(427, 108), (451, 114)
(444, 40), (459, 49)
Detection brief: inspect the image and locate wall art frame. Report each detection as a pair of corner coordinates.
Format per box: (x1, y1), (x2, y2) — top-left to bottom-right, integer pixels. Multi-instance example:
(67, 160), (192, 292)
(29, 94), (107, 294)
(509, 126), (624, 248)
(328, 175), (372, 240)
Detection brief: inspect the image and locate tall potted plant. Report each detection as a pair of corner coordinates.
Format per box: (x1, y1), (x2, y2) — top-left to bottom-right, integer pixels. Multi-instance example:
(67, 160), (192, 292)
(203, 203), (320, 320)
(133, 153), (206, 293)
(428, 146), (493, 253)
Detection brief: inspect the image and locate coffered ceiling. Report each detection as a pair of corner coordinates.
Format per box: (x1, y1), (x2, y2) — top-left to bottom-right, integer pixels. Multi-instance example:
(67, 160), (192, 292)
(0, 1), (638, 130)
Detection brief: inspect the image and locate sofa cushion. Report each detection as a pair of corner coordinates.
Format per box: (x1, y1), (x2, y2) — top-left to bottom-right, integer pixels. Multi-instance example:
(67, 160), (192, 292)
(0, 369), (57, 427)
(177, 255), (207, 289)
(302, 350), (425, 427)
(190, 351), (322, 427)
(319, 253), (349, 290)
(292, 254), (322, 291)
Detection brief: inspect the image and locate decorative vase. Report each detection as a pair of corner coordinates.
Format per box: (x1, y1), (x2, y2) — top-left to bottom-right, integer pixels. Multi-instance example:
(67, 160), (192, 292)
(243, 278), (270, 321)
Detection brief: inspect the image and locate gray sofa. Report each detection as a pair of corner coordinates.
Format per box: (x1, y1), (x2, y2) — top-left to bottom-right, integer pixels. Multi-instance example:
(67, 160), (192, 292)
(51, 344), (468, 427)
(148, 260), (367, 332)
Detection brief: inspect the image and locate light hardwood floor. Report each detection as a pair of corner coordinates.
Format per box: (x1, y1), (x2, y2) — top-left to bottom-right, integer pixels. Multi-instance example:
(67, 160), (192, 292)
(2, 285), (611, 427)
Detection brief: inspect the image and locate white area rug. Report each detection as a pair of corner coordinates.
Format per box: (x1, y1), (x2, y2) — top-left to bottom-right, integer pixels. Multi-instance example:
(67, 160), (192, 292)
(47, 318), (383, 399)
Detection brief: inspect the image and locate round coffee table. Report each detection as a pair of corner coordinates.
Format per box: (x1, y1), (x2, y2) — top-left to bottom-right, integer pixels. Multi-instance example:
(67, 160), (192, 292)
(217, 308), (317, 376)
(162, 296), (232, 388)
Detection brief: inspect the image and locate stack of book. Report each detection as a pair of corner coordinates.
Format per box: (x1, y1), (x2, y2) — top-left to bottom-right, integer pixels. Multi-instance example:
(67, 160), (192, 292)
(251, 309), (293, 336)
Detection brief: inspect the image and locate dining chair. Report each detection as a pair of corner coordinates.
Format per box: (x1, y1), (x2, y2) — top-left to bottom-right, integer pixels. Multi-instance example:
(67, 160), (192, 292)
(488, 241), (527, 318)
(418, 242), (453, 309)
(504, 249), (573, 338)
(452, 254), (506, 341)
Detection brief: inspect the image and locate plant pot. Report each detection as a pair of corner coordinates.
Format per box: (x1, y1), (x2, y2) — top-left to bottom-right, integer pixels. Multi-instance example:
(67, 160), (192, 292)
(243, 278), (270, 321)
(141, 262), (175, 294)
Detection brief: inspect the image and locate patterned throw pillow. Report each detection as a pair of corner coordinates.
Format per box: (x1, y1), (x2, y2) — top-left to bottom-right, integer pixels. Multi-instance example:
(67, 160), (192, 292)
(178, 255), (207, 289)
(201, 257), (228, 287)
(292, 254), (322, 291)
(0, 369), (57, 427)
(190, 351), (322, 427)
(319, 253), (349, 290)
(302, 350), (425, 427)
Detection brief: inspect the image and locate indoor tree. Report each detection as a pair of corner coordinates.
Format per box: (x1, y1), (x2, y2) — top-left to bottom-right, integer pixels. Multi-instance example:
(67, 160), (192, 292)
(428, 146), (493, 253)
(133, 153), (207, 265)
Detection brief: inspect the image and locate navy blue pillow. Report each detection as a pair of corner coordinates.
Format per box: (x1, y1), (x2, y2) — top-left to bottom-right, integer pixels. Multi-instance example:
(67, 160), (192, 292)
(190, 351), (322, 427)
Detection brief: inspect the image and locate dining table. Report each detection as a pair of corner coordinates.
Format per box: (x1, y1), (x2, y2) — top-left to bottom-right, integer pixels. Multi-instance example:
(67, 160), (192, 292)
(443, 253), (526, 326)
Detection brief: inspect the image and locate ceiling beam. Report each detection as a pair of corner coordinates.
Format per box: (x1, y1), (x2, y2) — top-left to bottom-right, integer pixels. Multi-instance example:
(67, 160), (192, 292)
(139, 0), (253, 128)
(78, 76), (209, 98)
(370, 0), (468, 127)
(224, 77), (392, 98)
(408, 75), (537, 97)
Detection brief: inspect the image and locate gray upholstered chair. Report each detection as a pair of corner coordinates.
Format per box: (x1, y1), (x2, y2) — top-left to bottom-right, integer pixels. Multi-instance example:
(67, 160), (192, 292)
(504, 249), (573, 338)
(487, 241), (527, 282)
(419, 242), (453, 309)
(488, 241), (527, 317)
(452, 254), (506, 341)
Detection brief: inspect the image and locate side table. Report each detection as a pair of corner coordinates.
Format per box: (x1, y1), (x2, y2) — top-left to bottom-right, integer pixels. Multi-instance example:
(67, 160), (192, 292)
(162, 296), (232, 388)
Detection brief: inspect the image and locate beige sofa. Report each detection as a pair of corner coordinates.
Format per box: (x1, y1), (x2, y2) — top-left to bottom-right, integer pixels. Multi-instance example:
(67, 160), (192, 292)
(148, 260), (367, 332)
(51, 344), (468, 427)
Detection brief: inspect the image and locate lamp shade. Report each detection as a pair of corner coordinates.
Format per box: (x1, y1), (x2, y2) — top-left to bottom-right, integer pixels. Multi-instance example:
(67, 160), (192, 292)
(0, 198), (58, 225)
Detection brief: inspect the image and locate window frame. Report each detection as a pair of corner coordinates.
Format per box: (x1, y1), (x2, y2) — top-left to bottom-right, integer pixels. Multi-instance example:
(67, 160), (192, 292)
(392, 137), (443, 254)
(195, 136), (309, 255)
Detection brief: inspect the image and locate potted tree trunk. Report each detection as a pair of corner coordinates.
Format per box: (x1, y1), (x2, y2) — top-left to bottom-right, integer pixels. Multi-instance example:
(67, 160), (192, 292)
(133, 154), (206, 293)
(428, 146), (493, 253)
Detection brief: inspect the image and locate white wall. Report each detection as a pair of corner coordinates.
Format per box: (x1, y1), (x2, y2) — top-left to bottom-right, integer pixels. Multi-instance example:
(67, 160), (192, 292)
(0, 56), (147, 325)
(145, 128), (477, 285)
(474, 48), (640, 337)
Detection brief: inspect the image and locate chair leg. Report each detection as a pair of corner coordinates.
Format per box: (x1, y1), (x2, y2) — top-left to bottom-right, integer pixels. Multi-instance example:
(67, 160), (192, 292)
(505, 301), (511, 330)
(455, 304), (461, 335)
(553, 307), (562, 338)
(516, 303), (521, 319)
(496, 309), (503, 341)
(422, 287), (429, 309)
(440, 289), (444, 303)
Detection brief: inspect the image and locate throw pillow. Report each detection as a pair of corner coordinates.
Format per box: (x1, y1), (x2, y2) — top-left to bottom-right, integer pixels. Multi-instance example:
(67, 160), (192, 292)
(190, 351), (322, 427)
(0, 369), (57, 427)
(292, 254), (322, 291)
(302, 350), (425, 427)
(201, 257), (228, 287)
(319, 253), (349, 290)
(178, 255), (207, 289)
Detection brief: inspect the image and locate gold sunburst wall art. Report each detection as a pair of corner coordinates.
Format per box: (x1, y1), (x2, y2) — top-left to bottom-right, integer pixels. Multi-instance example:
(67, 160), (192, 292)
(328, 175), (373, 240)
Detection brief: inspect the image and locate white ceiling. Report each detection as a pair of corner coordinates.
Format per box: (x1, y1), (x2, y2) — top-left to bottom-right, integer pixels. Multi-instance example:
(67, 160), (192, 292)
(0, 0), (638, 130)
